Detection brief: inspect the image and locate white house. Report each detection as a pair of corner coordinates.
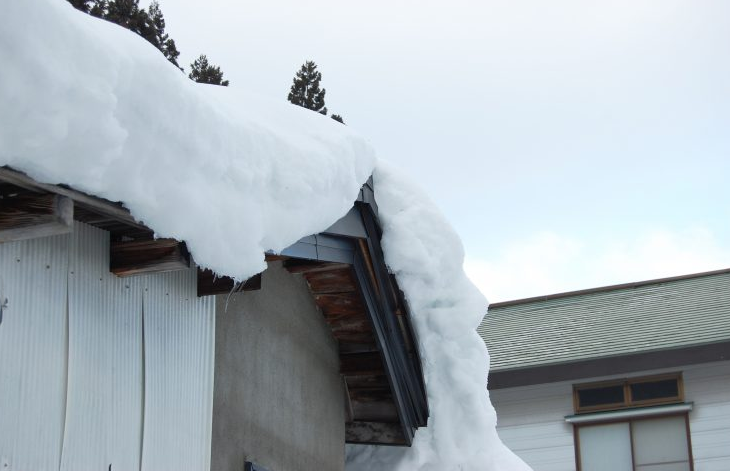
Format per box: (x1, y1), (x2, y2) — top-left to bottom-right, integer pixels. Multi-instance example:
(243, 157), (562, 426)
(480, 269), (730, 471)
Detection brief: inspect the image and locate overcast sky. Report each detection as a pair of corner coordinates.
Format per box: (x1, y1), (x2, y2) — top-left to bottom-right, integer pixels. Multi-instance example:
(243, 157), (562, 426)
(158, 0), (730, 302)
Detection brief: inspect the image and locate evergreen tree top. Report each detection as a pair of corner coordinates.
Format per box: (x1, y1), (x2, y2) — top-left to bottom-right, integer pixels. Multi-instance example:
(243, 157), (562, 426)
(189, 54), (230, 86)
(287, 61), (327, 115)
(67, 0), (181, 69)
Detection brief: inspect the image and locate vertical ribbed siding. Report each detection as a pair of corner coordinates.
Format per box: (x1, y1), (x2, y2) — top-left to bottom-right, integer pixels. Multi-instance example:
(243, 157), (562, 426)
(141, 267), (215, 471)
(1, 222), (216, 471)
(60, 222), (144, 471)
(0, 233), (70, 471)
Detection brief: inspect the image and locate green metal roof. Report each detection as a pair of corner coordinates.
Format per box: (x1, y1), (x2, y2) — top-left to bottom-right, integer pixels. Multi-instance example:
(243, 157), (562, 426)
(478, 269), (730, 372)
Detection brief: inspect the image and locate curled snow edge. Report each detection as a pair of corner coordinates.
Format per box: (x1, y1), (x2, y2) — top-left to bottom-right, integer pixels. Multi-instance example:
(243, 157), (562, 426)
(0, 0), (531, 470)
(346, 164), (530, 470)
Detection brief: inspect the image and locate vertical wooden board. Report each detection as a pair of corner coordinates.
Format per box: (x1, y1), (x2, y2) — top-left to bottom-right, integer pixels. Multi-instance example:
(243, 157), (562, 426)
(60, 222), (144, 471)
(141, 266), (215, 471)
(0, 232), (69, 470)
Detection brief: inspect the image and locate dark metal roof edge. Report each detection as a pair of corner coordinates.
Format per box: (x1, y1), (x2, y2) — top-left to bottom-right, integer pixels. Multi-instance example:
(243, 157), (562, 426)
(487, 340), (730, 389)
(489, 267), (730, 309)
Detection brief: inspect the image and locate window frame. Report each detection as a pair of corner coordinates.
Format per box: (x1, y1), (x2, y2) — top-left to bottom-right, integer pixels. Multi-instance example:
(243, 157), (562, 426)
(573, 411), (695, 471)
(573, 373), (684, 414)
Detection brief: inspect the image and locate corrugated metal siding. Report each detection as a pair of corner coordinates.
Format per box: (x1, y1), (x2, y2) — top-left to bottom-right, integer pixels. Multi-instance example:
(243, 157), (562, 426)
(60, 223), (144, 471)
(141, 268), (215, 471)
(491, 361), (730, 471)
(0, 233), (70, 471)
(0, 222), (215, 471)
(480, 272), (730, 371)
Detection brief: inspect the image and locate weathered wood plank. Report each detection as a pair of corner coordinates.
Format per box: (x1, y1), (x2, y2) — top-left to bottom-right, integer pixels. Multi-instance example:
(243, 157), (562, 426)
(345, 374), (391, 390)
(338, 342), (380, 354)
(340, 351), (386, 376)
(0, 166), (147, 231)
(315, 293), (366, 318)
(110, 238), (190, 276)
(0, 193), (73, 243)
(345, 421), (406, 445)
(197, 268), (262, 297)
(351, 399), (399, 422)
(331, 331), (377, 344)
(303, 267), (358, 294)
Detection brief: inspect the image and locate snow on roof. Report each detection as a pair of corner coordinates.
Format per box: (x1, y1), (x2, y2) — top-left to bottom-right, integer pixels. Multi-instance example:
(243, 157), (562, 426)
(0, 0), (374, 281)
(0, 1), (531, 469)
(346, 164), (531, 470)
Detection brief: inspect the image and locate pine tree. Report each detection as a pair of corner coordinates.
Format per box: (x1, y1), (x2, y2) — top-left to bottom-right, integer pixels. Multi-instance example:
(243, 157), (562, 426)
(287, 61), (327, 115)
(189, 55), (230, 86)
(331, 114), (345, 124)
(68, 0), (92, 13)
(104, 0), (146, 32)
(147, 1), (181, 68)
(67, 0), (105, 16)
(66, 0), (181, 69)
(88, 0), (105, 17)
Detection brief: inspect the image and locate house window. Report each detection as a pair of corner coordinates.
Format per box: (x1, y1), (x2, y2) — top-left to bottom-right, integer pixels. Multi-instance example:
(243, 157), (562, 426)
(570, 374), (694, 471)
(573, 373), (683, 413)
(576, 415), (693, 471)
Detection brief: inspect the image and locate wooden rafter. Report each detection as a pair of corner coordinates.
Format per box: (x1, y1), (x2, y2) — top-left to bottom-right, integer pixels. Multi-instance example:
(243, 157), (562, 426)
(0, 193), (73, 243)
(110, 238), (190, 277)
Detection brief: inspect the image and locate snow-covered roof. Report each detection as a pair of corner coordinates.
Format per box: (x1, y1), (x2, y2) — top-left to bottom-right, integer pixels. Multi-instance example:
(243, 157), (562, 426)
(0, 1), (532, 469)
(0, 0), (374, 282)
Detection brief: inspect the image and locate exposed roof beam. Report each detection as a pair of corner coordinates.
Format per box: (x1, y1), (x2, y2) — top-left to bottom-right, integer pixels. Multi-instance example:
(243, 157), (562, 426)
(0, 193), (73, 243)
(110, 238), (190, 277)
(0, 166), (147, 232)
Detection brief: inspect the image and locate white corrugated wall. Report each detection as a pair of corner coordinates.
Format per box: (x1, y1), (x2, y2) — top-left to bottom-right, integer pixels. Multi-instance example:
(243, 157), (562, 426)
(0, 222), (215, 471)
(60, 223), (144, 471)
(0, 233), (70, 471)
(141, 269), (215, 471)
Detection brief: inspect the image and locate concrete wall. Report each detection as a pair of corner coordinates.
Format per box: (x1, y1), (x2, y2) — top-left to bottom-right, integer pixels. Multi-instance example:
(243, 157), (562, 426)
(491, 360), (730, 471)
(211, 261), (345, 471)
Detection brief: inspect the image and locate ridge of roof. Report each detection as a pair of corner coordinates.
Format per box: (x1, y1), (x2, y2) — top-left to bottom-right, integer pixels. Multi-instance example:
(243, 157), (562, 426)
(489, 267), (730, 309)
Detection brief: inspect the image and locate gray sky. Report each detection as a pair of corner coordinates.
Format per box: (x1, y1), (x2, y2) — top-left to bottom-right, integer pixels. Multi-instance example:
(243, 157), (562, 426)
(159, 0), (730, 302)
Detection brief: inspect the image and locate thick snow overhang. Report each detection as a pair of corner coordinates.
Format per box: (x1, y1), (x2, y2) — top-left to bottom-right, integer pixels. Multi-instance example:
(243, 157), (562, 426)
(0, 167), (429, 446)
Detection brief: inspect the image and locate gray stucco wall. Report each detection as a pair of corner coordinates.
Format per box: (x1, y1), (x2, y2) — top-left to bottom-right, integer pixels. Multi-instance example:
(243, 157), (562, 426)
(211, 261), (345, 471)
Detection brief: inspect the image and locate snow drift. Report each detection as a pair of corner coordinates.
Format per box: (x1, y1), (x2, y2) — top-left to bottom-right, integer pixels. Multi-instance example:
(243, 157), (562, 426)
(0, 0), (530, 470)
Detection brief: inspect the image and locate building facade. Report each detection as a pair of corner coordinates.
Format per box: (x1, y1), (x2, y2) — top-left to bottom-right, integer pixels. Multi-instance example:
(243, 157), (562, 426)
(480, 270), (730, 471)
